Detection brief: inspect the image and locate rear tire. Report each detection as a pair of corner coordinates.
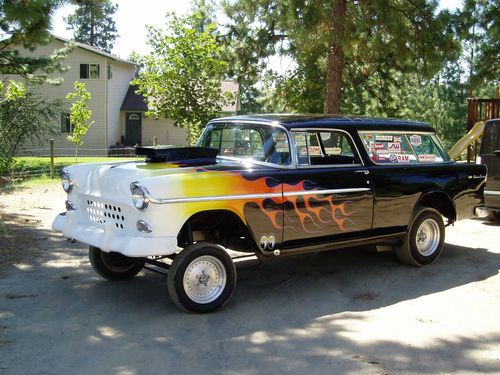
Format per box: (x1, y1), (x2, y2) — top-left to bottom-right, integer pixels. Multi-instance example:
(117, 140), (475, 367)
(89, 246), (144, 280)
(167, 242), (236, 313)
(395, 207), (445, 267)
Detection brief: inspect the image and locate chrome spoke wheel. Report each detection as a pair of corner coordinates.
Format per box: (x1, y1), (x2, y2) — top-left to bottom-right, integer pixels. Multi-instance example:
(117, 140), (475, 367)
(415, 218), (440, 256)
(183, 255), (227, 304)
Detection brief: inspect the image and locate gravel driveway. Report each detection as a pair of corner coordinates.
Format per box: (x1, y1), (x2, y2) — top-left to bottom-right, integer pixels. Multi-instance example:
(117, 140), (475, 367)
(0, 182), (499, 375)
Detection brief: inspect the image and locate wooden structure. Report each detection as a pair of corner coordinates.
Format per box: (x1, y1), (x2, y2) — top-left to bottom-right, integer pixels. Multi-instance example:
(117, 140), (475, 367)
(467, 98), (500, 161)
(467, 98), (500, 131)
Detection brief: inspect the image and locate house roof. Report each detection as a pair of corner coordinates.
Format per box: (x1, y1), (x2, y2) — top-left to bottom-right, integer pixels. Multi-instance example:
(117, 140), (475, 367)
(121, 84), (148, 111)
(53, 35), (135, 65)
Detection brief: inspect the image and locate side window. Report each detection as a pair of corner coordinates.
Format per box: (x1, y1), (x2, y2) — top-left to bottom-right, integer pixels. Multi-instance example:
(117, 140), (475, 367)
(294, 130), (359, 166)
(360, 132), (418, 164)
(407, 134), (448, 162)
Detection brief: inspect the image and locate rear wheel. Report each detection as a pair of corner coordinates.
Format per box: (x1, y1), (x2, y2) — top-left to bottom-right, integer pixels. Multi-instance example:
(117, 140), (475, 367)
(167, 242), (236, 313)
(89, 246), (144, 280)
(395, 207), (445, 266)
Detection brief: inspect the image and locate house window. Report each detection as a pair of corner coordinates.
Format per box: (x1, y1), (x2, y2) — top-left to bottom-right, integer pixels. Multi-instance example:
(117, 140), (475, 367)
(80, 63), (100, 79)
(107, 64), (113, 79)
(61, 113), (72, 133)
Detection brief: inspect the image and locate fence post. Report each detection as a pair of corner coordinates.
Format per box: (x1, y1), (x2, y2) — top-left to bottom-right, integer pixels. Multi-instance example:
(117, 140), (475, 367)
(50, 139), (55, 179)
(153, 136), (158, 147)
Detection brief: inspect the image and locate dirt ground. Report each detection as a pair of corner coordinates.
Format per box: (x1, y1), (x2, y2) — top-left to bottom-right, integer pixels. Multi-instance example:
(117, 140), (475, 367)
(0, 182), (499, 375)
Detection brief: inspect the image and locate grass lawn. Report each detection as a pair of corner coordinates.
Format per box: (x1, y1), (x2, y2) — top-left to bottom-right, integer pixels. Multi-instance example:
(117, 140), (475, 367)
(1, 156), (139, 191)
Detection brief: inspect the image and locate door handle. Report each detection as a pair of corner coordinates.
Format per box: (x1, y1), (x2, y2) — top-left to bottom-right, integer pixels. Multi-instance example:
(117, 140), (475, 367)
(355, 170), (370, 175)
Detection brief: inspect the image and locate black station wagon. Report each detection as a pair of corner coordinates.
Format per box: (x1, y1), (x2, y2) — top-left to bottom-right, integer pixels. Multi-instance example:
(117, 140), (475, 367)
(53, 115), (488, 313)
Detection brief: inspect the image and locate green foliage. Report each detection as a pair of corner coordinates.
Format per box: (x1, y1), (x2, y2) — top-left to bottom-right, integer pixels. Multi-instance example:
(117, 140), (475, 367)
(66, 0), (118, 53)
(133, 12), (234, 144)
(0, 88), (63, 174)
(0, 0), (72, 83)
(458, 0), (500, 88)
(223, 0), (458, 114)
(66, 82), (94, 158)
(0, 80), (27, 104)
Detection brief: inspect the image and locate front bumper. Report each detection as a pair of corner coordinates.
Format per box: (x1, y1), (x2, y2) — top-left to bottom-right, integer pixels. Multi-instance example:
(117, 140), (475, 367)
(52, 211), (178, 257)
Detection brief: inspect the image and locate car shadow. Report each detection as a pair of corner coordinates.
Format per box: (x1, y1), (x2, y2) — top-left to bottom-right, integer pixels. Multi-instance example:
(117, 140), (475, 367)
(1, 220), (499, 374)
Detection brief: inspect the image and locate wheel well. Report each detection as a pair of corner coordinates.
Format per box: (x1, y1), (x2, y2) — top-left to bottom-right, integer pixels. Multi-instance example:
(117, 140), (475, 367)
(177, 210), (256, 252)
(417, 191), (456, 223)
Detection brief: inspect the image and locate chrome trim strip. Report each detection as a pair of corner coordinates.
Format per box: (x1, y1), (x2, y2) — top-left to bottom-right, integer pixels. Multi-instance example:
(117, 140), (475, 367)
(146, 187), (371, 204)
(485, 190), (500, 196)
(149, 192), (283, 204)
(283, 188), (371, 197)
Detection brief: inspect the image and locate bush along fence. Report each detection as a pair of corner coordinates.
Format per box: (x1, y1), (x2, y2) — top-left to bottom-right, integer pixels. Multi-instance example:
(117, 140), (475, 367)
(0, 138), (170, 182)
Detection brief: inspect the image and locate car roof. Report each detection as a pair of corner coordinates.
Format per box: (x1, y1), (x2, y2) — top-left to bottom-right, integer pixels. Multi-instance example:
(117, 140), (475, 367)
(210, 114), (435, 132)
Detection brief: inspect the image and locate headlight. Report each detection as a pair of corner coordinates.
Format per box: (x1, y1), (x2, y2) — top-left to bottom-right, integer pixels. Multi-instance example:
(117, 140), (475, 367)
(61, 170), (74, 193)
(130, 183), (149, 210)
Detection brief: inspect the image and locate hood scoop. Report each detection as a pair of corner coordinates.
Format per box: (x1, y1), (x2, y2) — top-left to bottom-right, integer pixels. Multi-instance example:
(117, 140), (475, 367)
(135, 146), (219, 164)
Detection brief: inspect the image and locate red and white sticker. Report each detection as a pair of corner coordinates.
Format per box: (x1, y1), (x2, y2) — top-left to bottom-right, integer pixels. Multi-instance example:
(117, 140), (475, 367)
(375, 142), (385, 150)
(419, 154), (436, 162)
(397, 154), (410, 163)
(388, 142), (401, 152)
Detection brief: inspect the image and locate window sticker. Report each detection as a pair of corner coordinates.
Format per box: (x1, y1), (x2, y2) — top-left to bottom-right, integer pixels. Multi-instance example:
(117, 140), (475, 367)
(388, 142), (401, 153)
(375, 142), (385, 150)
(418, 154), (437, 162)
(409, 135), (422, 146)
(375, 135), (393, 142)
(325, 147), (342, 155)
(396, 154), (410, 163)
(363, 134), (373, 141)
(394, 136), (402, 142)
(308, 146), (321, 155)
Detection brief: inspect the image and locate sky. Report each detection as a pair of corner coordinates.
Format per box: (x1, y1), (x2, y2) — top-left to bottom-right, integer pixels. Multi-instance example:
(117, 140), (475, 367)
(51, 0), (463, 63)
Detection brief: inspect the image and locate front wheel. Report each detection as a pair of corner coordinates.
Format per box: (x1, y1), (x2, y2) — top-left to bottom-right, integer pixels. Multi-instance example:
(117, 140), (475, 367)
(167, 242), (236, 313)
(395, 207), (445, 266)
(89, 246), (145, 280)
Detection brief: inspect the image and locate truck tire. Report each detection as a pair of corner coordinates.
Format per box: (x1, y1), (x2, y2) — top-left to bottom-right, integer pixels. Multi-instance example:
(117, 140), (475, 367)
(167, 242), (236, 313)
(89, 246), (144, 280)
(395, 207), (445, 267)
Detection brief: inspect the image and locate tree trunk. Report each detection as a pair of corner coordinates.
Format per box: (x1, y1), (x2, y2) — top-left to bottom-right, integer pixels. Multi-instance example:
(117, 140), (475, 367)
(324, 0), (347, 115)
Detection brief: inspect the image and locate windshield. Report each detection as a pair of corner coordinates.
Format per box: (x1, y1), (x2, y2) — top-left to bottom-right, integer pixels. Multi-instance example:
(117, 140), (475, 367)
(197, 122), (291, 165)
(480, 121), (500, 155)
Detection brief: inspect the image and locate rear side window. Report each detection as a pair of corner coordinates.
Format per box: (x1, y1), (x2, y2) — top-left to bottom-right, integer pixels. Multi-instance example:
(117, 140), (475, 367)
(408, 134), (449, 162)
(359, 132), (450, 164)
(359, 132), (418, 164)
(480, 122), (500, 155)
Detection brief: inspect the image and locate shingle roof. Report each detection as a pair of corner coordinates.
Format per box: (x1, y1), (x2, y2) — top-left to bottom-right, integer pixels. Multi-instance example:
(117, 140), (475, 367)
(53, 35), (135, 65)
(120, 84), (148, 111)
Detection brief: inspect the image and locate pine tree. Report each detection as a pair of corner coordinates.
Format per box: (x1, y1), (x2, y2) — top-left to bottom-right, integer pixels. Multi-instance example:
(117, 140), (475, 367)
(0, 0), (70, 81)
(223, 0), (458, 114)
(66, 0), (118, 53)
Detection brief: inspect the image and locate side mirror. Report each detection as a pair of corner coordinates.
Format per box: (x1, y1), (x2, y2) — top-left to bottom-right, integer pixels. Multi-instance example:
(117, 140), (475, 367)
(494, 150), (500, 158)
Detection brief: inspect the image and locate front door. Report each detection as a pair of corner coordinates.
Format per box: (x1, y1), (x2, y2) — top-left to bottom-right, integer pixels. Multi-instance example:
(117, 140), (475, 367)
(125, 112), (142, 146)
(282, 129), (374, 250)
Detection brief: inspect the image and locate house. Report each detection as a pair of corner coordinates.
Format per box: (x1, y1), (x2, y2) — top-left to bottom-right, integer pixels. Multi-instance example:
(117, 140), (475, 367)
(7, 36), (239, 155)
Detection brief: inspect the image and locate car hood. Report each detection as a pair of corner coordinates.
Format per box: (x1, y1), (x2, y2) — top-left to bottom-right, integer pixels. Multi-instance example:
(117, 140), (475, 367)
(64, 159), (275, 204)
